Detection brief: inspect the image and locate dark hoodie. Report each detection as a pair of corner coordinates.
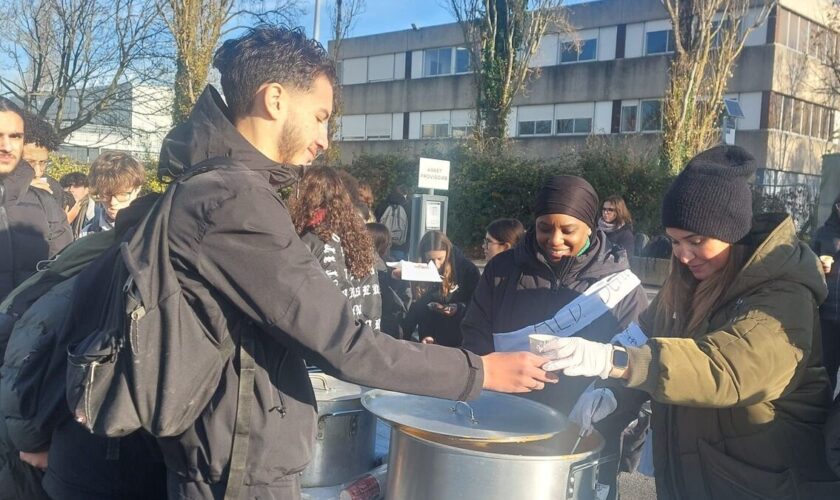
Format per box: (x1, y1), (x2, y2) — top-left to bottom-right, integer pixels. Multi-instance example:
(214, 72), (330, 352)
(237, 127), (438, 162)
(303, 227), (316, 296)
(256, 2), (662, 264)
(462, 229), (648, 414)
(120, 86), (485, 497)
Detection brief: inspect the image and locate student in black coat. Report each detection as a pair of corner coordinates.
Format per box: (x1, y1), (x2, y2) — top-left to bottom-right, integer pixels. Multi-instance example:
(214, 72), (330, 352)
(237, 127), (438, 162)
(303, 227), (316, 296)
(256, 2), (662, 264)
(812, 192), (840, 388)
(402, 230), (480, 347)
(462, 176), (648, 500)
(598, 195), (635, 254)
(367, 223), (410, 339)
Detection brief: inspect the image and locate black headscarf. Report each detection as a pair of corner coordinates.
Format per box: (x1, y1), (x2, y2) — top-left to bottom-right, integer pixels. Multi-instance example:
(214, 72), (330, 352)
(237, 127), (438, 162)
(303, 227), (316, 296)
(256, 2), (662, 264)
(533, 175), (599, 228)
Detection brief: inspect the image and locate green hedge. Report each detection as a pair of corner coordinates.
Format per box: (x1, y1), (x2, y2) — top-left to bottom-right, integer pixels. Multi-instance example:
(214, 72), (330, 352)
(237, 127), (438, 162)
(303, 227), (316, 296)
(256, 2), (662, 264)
(342, 139), (674, 257)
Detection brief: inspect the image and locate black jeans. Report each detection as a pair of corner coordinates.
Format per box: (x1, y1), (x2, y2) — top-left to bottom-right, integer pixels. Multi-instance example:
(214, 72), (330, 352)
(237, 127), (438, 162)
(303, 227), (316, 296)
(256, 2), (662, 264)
(821, 317), (840, 389)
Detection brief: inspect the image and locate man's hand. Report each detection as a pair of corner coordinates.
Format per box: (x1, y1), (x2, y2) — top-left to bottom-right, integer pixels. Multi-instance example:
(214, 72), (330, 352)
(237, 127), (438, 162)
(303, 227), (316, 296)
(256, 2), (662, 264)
(480, 352), (559, 393)
(20, 450), (48, 470)
(543, 337), (614, 379)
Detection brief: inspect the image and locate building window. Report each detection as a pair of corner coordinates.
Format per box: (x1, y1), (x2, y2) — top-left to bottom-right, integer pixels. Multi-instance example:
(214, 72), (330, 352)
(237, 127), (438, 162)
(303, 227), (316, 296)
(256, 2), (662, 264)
(424, 47), (452, 76)
(560, 38), (597, 63)
(518, 120), (552, 136)
(556, 117), (592, 135)
(620, 104), (638, 132)
(451, 125), (473, 138)
(646, 29), (675, 55)
(365, 114), (392, 140)
(455, 47), (471, 73)
(640, 100), (662, 131)
(422, 123), (450, 138)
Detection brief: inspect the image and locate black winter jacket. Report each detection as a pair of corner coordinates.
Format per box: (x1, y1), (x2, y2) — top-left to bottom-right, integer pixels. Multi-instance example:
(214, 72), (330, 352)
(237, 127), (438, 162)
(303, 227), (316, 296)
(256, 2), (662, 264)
(300, 231), (382, 331)
(462, 229), (648, 414)
(604, 223), (635, 255)
(143, 86), (484, 495)
(375, 255), (409, 339)
(0, 163), (72, 301)
(813, 213), (840, 322)
(402, 246), (480, 347)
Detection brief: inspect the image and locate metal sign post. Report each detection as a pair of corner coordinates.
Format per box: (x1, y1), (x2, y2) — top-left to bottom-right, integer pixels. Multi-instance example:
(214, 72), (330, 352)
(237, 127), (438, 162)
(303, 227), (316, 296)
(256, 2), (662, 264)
(409, 158), (451, 261)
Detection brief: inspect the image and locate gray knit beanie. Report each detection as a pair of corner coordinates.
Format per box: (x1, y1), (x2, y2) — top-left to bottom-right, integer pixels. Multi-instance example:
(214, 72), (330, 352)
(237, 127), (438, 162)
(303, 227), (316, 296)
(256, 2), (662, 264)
(661, 145), (756, 243)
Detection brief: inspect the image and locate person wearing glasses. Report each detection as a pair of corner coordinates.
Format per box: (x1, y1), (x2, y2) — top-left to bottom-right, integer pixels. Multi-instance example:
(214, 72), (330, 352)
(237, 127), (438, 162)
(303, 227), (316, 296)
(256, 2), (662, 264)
(482, 218), (525, 262)
(80, 152), (144, 237)
(599, 195), (635, 254)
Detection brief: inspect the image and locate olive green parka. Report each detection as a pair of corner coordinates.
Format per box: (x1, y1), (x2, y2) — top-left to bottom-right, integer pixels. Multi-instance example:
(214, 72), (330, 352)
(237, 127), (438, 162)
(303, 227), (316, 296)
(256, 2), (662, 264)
(624, 214), (840, 499)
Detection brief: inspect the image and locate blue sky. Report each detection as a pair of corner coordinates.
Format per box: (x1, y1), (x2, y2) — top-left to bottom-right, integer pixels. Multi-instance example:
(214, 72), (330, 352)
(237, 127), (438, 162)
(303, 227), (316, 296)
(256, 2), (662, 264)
(300, 0), (593, 43)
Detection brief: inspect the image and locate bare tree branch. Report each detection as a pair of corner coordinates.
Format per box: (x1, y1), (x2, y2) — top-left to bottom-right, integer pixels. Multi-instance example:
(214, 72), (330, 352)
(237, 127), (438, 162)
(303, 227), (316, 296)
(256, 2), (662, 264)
(446, 0), (574, 143)
(661, 0), (776, 173)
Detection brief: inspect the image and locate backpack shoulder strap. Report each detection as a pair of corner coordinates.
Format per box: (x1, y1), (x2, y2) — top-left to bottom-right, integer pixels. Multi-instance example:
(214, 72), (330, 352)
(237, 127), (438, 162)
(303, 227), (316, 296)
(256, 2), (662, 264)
(224, 327), (255, 500)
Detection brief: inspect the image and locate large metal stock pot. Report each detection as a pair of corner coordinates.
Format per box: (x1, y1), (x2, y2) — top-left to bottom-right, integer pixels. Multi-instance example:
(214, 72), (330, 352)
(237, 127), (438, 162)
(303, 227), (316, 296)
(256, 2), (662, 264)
(362, 390), (612, 500)
(300, 372), (377, 487)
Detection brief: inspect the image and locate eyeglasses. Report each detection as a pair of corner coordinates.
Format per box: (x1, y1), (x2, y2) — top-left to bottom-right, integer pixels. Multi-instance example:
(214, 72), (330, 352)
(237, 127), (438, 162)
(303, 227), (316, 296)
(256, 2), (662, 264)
(24, 159), (50, 169)
(602, 207), (616, 213)
(483, 237), (503, 247)
(92, 190), (136, 203)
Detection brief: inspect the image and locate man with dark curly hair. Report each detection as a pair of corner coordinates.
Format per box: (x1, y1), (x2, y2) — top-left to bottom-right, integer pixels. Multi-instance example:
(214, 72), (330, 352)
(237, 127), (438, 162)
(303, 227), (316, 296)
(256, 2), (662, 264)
(21, 112), (69, 211)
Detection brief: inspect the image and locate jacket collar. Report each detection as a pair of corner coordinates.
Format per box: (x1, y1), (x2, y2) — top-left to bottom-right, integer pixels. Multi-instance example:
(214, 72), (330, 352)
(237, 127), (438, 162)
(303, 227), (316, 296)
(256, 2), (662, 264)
(157, 85), (300, 189)
(721, 213), (827, 305)
(513, 228), (628, 285)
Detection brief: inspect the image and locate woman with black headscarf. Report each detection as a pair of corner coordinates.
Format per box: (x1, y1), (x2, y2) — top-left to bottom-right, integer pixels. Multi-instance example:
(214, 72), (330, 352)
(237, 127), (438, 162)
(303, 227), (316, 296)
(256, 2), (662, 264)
(461, 175), (649, 498)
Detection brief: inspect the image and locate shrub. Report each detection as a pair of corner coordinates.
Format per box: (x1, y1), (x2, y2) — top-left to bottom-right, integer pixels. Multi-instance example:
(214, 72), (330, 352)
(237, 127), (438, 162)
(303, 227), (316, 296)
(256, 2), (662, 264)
(340, 139), (671, 257)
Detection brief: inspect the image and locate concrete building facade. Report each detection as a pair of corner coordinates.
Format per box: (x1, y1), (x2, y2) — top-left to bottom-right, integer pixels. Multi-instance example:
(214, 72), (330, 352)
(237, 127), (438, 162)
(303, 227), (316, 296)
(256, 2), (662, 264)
(52, 83), (173, 163)
(333, 0), (840, 191)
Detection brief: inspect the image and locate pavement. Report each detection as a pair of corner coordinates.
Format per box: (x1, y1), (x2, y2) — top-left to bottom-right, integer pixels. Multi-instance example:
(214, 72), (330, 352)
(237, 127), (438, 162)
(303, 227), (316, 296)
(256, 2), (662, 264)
(618, 472), (656, 499)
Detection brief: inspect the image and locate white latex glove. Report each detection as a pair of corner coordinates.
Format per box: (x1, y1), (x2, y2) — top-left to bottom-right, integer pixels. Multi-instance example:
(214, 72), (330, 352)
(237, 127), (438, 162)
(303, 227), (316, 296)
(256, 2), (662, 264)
(569, 388), (618, 436)
(543, 337), (614, 379)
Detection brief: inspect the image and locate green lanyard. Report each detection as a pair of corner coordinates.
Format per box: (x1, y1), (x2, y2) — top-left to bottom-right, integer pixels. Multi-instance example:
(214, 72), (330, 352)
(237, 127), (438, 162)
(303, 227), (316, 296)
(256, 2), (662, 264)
(577, 237), (591, 256)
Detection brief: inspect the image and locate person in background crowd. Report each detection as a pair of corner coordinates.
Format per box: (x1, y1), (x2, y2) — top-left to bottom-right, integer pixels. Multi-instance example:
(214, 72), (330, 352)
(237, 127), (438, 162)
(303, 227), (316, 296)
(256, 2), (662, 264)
(483, 218), (525, 262)
(290, 165), (381, 331)
(0, 97), (72, 301)
(402, 230), (480, 347)
(551, 146), (840, 500)
(358, 181), (376, 223)
(367, 222), (410, 338)
(21, 111), (69, 212)
(60, 172), (95, 239)
(461, 175), (648, 499)
(81, 152), (144, 236)
(812, 192), (840, 389)
(376, 184), (412, 260)
(131, 25), (553, 499)
(599, 194), (635, 254)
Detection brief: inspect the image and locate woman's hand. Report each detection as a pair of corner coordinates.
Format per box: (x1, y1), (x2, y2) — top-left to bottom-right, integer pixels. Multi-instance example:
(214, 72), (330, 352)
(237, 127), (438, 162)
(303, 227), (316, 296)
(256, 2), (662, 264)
(480, 352), (559, 393)
(20, 450), (48, 470)
(428, 302), (458, 317)
(391, 268), (402, 280)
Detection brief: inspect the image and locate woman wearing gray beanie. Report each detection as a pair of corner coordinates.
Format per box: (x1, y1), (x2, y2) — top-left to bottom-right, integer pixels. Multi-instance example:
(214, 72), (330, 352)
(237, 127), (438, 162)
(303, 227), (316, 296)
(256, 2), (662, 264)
(544, 145), (839, 499)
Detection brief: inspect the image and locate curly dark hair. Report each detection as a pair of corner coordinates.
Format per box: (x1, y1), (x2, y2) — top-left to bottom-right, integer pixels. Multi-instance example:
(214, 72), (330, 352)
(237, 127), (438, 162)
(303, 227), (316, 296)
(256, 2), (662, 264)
(22, 111), (60, 151)
(290, 165), (374, 279)
(212, 25), (337, 120)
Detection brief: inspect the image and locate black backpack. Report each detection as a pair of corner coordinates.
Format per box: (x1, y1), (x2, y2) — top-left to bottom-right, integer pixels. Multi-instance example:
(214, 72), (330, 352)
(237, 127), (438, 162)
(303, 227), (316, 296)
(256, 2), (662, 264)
(64, 160), (252, 440)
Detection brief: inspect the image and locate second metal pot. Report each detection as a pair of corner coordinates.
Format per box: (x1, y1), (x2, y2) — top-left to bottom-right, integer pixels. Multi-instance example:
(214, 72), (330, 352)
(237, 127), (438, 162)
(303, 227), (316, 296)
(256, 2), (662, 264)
(300, 372), (377, 488)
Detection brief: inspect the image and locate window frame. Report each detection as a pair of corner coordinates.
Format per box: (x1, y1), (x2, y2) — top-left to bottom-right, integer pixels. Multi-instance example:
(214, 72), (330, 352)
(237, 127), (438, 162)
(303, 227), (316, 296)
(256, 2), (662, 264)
(645, 29), (675, 55)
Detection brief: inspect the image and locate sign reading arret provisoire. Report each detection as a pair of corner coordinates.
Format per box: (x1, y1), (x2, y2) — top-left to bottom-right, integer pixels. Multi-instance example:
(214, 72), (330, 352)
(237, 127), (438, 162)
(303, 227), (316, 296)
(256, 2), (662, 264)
(418, 157), (450, 191)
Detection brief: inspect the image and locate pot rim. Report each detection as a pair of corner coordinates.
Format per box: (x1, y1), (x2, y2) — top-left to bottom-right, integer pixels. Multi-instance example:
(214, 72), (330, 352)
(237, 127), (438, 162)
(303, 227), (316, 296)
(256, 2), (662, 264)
(391, 424), (605, 462)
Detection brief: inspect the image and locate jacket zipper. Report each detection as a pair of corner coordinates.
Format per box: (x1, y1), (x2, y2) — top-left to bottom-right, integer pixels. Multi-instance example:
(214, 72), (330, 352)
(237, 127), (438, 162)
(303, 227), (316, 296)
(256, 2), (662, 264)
(268, 350), (289, 417)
